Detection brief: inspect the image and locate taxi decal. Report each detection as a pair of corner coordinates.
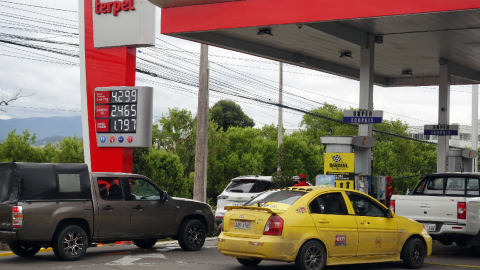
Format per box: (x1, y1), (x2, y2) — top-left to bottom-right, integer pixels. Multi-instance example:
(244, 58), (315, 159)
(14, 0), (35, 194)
(375, 237), (382, 248)
(295, 207), (307, 214)
(335, 235), (346, 246)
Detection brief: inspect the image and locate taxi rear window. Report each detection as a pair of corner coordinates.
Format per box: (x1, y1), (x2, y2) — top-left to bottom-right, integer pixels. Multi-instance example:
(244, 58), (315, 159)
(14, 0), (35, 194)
(245, 190), (305, 210)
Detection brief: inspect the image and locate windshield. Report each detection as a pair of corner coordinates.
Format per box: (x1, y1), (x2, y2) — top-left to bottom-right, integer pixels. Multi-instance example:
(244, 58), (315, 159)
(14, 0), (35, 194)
(245, 190), (306, 210)
(225, 180), (271, 193)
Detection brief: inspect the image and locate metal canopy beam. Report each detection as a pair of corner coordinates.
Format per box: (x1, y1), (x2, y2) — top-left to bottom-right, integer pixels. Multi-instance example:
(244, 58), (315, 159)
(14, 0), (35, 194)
(444, 59), (480, 83)
(387, 76), (477, 87)
(305, 22), (369, 48)
(179, 32), (389, 86)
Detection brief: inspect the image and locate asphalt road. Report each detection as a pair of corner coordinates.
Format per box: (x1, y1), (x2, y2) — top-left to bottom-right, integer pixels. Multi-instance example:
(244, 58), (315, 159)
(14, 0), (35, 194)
(0, 239), (479, 270)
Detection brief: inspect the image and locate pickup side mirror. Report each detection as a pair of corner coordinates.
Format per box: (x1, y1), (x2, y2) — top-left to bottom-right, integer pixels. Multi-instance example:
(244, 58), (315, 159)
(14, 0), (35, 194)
(386, 209), (394, 218)
(160, 191), (168, 202)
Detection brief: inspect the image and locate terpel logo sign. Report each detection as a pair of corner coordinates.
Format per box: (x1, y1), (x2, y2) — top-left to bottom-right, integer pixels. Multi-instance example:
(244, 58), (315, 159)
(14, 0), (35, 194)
(95, 0), (135, 16)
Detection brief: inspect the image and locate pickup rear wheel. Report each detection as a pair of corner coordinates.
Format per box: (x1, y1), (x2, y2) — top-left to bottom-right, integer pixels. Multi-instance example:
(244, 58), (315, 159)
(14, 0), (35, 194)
(8, 242), (41, 257)
(178, 219), (205, 251)
(52, 225), (88, 261)
(402, 237), (426, 269)
(133, 239), (157, 249)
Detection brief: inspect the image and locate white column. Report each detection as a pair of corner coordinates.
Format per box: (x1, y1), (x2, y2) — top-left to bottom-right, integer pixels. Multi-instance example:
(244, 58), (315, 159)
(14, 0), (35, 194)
(473, 85), (479, 172)
(437, 61), (450, 173)
(356, 34), (375, 176)
(78, 0), (91, 171)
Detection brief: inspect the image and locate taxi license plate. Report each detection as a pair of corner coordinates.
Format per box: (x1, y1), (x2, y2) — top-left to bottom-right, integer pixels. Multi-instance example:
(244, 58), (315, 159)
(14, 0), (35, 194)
(423, 223), (436, 232)
(235, 221), (251, 230)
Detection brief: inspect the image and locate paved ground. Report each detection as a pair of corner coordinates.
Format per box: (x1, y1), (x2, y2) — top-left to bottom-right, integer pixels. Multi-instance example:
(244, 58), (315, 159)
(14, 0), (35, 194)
(0, 239), (479, 270)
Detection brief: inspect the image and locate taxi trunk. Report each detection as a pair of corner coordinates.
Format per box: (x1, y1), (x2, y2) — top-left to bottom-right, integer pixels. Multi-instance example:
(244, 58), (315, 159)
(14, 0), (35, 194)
(218, 206), (298, 262)
(223, 207), (274, 239)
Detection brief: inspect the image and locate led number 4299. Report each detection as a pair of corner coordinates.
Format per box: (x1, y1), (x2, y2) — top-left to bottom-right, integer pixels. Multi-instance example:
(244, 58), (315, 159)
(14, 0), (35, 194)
(111, 89), (137, 103)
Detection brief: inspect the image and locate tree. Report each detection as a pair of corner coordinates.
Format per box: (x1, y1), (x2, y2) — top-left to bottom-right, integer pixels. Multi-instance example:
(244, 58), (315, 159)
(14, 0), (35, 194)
(0, 84), (31, 112)
(56, 136), (84, 163)
(141, 148), (191, 198)
(211, 100), (255, 131)
(0, 129), (56, 162)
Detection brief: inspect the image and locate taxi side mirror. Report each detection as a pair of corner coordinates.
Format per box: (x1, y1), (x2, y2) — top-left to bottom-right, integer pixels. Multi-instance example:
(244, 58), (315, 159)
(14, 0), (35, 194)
(386, 209), (394, 218)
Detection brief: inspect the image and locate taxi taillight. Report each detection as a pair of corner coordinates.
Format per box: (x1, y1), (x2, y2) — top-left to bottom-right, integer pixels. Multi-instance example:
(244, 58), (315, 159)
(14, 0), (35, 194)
(12, 206), (23, 230)
(389, 200), (395, 213)
(263, 215), (283, 235)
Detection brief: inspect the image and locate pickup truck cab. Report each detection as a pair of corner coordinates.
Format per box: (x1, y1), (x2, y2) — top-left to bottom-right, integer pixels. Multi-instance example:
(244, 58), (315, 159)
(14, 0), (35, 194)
(0, 162), (214, 261)
(391, 173), (480, 254)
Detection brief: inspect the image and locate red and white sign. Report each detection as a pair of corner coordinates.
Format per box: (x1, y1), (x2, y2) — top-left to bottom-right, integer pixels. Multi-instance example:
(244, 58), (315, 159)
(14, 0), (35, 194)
(95, 91), (110, 103)
(110, 136), (116, 143)
(95, 105), (110, 118)
(95, 0), (135, 16)
(92, 0), (155, 48)
(96, 119), (109, 132)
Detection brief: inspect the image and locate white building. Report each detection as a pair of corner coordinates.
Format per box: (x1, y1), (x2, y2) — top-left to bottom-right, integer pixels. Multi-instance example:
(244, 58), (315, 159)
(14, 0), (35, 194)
(407, 122), (480, 149)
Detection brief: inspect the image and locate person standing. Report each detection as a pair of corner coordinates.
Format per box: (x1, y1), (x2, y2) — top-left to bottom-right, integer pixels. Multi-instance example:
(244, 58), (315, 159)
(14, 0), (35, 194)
(386, 176), (395, 207)
(294, 174), (310, 186)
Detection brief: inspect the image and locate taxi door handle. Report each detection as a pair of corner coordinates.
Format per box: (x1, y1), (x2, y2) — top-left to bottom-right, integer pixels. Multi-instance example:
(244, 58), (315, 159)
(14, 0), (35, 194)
(318, 219), (329, 224)
(359, 221), (370, 225)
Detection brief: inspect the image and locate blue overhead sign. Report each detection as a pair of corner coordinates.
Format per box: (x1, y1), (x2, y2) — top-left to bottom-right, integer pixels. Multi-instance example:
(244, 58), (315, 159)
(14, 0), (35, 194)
(424, 124), (459, 136)
(343, 110), (383, 124)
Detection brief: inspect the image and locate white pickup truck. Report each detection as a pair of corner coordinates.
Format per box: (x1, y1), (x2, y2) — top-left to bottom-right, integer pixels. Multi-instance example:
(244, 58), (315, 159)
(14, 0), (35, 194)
(391, 173), (480, 254)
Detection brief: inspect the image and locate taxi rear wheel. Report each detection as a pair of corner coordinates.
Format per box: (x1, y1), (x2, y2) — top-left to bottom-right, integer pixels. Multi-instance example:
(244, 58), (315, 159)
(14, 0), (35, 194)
(402, 238), (425, 269)
(236, 258), (262, 267)
(295, 240), (326, 270)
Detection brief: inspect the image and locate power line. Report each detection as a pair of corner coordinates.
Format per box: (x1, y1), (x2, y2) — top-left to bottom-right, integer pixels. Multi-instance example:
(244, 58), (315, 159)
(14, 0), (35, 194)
(0, 0), (78, 13)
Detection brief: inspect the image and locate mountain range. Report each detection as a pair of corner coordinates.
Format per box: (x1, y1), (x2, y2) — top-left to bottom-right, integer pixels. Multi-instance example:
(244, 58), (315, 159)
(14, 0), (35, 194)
(0, 116), (83, 144)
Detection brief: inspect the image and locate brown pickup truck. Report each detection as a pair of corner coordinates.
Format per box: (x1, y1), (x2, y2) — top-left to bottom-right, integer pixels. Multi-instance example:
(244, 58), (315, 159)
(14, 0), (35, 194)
(0, 162), (214, 261)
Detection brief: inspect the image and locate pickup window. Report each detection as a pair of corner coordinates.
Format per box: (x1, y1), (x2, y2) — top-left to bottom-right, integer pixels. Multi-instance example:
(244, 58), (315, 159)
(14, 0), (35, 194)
(97, 178), (123, 200)
(414, 176), (480, 196)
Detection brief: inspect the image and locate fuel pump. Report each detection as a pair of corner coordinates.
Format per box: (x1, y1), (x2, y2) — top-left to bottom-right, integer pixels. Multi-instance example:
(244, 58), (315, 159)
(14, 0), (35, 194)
(356, 174), (369, 194)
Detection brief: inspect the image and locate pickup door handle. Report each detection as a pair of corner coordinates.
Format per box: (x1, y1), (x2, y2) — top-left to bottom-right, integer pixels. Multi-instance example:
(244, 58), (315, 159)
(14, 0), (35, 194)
(133, 205), (143, 210)
(103, 206), (114, 211)
(318, 219), (329, 224)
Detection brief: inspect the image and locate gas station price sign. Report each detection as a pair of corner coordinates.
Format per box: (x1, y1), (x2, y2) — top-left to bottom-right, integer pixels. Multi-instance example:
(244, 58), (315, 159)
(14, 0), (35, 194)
(94, 86), (153, 148)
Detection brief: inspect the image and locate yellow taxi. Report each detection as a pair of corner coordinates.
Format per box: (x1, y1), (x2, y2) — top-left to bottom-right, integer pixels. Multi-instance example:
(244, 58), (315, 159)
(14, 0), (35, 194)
(217, 186), (432, 270)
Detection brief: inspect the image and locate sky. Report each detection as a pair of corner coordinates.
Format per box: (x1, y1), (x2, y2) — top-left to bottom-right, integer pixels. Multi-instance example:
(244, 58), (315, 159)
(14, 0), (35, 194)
(0, 0), (478, 133)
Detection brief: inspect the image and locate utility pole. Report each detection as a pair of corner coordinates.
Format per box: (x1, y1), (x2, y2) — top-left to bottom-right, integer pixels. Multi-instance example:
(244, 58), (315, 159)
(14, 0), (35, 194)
(473, 84), (478, 172)
(277, 62), (283, 172)
(193, 44), (209, 202)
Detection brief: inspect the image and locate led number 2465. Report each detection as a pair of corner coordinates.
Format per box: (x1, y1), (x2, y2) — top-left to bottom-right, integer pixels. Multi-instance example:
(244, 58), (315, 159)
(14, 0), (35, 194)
(110, 104), (137, 117)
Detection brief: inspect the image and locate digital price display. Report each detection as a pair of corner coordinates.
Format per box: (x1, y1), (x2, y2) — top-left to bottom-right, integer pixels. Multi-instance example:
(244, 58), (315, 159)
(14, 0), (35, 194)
(94, 86), (153, 148)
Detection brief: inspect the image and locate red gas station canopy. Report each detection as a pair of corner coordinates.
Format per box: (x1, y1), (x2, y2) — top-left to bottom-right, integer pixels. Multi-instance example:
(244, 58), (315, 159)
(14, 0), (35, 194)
(151, 0), (480, 86)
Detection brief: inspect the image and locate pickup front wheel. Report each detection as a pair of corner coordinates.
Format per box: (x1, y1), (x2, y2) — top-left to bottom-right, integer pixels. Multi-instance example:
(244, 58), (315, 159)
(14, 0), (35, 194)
(178, 219), (206, 251)
(52, 225), (88, 261)
(8, 242), (41, 257)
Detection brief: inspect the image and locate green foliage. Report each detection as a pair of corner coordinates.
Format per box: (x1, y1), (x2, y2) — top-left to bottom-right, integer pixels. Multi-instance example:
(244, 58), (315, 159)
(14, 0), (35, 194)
(141, 148), (191, 198)
(0, 129), (54, 162)
(211, 100), (255, 131)
(55, 136), (84, 163)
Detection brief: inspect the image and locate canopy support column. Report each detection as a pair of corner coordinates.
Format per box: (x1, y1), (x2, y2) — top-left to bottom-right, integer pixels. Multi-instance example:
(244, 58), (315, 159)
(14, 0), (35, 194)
(356, 34), (375, 176)
(438, 59), (451, 173)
